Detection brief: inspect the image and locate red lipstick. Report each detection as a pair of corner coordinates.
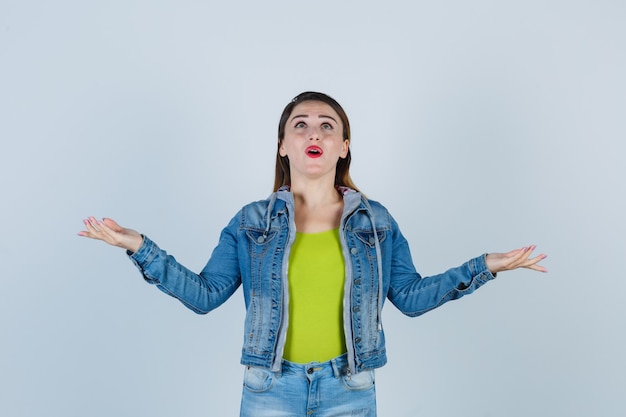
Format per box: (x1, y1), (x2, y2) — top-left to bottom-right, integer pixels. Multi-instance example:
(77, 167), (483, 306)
(305, 145), (323, 158)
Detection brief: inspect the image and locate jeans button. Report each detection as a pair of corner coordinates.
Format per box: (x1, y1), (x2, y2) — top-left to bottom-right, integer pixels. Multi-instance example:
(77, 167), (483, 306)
(307, 368), (314, 374)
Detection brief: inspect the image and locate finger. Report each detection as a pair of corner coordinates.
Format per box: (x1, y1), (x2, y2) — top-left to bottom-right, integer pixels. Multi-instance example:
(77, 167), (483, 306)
(84, 217), (101, 234)
(92, 219), (122, 245)
(500, 246), (537, 270)
(85, 217), (117, 242)
(503, 248), (524, 260)
(525, 260), (548, 272)
(102, 217), (122, 232)
(512, 245), (537, 265)
(79, 218), (102, 239)
(520, 245), (535, 258)
(523, 253), (548, 271)
(504, 247), (528, 265)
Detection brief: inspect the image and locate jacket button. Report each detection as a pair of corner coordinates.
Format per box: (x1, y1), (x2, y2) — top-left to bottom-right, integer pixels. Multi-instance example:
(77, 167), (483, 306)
(257, 236), (265, 243)
(351, 248), (358, 255)
(369, 237), (375, 245)
(355, 337), (361, 344)
(354, 279), (361, 285)
(353, 306), (360, 312)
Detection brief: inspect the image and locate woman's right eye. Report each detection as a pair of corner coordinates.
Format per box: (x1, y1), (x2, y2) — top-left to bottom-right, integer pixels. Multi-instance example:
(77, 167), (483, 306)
(294, 121), (306, 128)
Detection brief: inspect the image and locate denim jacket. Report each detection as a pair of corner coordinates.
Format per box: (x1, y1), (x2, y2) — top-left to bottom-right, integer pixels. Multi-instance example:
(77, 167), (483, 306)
(128, 187), (496, 374)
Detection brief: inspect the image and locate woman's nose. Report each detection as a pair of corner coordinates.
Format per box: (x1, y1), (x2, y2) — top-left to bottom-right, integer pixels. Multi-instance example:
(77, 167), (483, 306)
(307, 127), (320, 140)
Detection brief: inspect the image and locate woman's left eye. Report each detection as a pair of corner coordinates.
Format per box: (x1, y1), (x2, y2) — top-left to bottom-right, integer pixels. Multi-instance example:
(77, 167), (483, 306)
(321, 123), (333, 129)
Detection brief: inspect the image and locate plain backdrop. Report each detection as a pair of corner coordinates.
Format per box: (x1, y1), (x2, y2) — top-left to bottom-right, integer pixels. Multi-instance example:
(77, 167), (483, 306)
(1, 1), (624, 416)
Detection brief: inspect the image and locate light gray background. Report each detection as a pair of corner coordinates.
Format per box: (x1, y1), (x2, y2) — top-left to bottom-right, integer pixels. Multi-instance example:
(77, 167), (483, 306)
(1, 1), (624, 416)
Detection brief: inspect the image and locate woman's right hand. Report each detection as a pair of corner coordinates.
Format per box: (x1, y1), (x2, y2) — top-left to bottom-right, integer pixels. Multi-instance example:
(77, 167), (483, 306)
(78, 217), (144, 254)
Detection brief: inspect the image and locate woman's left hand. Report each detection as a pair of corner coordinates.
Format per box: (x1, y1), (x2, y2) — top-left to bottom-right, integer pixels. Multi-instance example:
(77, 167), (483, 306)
(486, 245), (547, 274)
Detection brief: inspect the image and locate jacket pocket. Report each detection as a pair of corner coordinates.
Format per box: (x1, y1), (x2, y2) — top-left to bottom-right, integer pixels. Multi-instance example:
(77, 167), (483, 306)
(354, 229), (386, 248)
(245, 228), (278, 255)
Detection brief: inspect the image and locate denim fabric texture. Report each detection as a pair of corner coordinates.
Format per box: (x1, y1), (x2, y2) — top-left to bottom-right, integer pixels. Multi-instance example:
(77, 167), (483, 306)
(239, 353), (376, 417)
(128, 187), (496, 374)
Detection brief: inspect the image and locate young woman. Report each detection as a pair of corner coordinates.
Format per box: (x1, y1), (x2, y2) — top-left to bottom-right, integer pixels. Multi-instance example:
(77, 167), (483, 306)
(79, 91), (547, 416)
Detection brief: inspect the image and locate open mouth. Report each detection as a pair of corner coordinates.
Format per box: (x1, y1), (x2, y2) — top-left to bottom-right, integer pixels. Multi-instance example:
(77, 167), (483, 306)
(306, 145), (323, 158)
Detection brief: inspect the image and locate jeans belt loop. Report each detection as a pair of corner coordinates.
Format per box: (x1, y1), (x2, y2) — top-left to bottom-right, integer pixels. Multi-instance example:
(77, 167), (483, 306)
(330, 357), (342, 378)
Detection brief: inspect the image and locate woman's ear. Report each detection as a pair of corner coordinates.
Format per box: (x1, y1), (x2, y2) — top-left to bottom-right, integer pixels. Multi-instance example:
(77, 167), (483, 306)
(340, 140), (350, 158)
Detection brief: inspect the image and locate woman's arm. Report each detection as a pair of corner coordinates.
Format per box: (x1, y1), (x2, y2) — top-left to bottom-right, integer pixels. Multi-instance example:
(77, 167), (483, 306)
(78, 216), (241, 314)
(386, 217), (547, 317)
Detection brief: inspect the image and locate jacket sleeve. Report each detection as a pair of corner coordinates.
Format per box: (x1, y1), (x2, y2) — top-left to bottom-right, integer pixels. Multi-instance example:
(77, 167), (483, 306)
(127, 214), (242, 314)
(386, 218), (496, 317)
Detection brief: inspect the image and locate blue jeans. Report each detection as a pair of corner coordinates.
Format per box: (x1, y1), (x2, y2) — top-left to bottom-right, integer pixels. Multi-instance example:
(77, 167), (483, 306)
(240, 354), (377, 416)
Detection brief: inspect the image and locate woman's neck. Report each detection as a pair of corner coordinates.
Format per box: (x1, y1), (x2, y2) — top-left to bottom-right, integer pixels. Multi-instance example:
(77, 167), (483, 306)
(290, 180), (341, 209)
(290, 179), (344, 233)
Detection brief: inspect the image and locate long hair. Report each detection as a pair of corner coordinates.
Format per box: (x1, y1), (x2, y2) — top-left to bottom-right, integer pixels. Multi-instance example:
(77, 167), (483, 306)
(273, 91), (359, 192)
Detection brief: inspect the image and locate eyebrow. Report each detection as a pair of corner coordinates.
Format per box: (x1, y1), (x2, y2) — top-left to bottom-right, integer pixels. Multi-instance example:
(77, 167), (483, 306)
(290, 114), (338, 123)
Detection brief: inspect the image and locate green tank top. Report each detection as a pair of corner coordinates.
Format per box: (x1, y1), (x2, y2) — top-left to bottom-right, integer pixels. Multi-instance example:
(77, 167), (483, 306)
(283, 228), (347, 363)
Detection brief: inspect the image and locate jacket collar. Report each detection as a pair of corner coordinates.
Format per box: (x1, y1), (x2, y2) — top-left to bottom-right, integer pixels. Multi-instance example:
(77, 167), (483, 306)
(274, 185), (365, 216)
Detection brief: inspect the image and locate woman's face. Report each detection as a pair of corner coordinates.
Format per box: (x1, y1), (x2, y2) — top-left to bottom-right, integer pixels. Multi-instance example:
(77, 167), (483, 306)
(279, 100), (349, 184)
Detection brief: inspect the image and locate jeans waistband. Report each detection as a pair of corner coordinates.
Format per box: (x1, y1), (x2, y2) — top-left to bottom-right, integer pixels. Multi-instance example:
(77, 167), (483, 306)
(280, 353), (350, 378)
